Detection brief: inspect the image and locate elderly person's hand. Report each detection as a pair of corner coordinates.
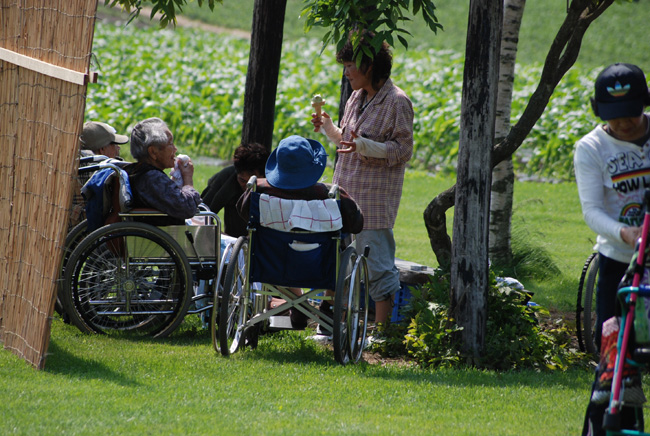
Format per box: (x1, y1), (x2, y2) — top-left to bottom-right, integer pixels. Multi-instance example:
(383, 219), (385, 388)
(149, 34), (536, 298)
(177, 156), (195, 187)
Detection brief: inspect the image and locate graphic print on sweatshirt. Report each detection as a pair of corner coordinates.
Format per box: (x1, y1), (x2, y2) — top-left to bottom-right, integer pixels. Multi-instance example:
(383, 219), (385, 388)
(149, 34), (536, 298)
(607, 148), (650, 226)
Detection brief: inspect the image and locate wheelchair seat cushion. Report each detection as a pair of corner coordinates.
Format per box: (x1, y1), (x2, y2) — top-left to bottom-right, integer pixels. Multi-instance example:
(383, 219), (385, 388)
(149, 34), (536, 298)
(258, 194), (342, 232)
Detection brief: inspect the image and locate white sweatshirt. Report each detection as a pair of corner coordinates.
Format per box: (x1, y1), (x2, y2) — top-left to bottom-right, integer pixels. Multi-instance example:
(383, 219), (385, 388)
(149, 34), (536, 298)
(574, 117), (650, 263)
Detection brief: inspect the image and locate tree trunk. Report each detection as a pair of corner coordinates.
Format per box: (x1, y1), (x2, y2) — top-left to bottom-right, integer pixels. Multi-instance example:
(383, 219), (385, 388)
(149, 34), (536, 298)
(424, 0), (615, 268)
(451, 0), (502, 361)
(240, 0), (287, 151)
(488, 0), (526, 265)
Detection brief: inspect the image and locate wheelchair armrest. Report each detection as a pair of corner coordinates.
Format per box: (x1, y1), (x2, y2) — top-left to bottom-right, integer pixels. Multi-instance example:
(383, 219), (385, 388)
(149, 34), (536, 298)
(121, 208), (168, 217)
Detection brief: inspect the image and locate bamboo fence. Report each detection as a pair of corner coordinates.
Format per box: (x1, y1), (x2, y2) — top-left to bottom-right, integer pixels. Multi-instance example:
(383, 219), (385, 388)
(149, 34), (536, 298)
(0, 0), (98, 369)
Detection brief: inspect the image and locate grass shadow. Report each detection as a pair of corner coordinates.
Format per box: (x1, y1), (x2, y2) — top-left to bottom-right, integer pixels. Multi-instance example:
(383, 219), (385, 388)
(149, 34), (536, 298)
(44, 340), (140, 386)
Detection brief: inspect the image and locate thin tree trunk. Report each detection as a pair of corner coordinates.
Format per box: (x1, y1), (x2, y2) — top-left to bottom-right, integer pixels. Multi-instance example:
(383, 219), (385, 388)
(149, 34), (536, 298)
(451, 0), (502, 361)
(240, 0), (287, 151)
(488, 0), (526, 265)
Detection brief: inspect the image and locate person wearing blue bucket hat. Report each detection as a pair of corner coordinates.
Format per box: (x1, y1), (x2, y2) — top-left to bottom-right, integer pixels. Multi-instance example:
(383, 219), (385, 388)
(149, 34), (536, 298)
(576, 63), (650, 436)
(265, 135), (329, 190)
(237, 135), (364, 330)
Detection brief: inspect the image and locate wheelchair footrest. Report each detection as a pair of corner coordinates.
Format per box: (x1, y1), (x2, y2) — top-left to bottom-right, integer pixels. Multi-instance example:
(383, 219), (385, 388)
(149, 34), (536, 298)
(268, 316), (293, 330)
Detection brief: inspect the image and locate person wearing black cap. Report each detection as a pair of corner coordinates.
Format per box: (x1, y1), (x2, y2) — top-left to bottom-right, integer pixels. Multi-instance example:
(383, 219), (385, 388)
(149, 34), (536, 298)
(237, 135), (364, 330)
(576, 63), (650, 435)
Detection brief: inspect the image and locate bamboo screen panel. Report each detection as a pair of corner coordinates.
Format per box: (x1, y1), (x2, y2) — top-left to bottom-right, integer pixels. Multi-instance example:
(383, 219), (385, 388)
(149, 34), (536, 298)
(0, 0), (98, 369)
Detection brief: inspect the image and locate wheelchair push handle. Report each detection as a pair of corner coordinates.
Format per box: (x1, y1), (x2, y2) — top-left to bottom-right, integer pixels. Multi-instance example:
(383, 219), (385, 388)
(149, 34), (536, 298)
(247, 175), (257, 190)
(327, 184), (339, 199)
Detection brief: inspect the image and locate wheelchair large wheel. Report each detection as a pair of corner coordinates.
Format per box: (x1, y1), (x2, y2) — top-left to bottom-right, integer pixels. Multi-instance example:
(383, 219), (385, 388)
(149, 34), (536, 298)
(62, 221), (193, 337)
(56, 220), (90, 321)
(576, 252), (599, 356)
(217, 236), (249, 356)
(211, 239), (234, 353)
(333, 246), (369, 365)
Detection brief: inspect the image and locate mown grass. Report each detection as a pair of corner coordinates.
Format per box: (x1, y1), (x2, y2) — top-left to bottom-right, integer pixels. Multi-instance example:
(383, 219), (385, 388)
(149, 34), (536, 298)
(0, 318), (595, 435)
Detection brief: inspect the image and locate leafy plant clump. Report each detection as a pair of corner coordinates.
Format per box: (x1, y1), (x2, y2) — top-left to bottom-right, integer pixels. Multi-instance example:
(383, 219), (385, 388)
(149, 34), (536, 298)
(372, 269), (591, 371)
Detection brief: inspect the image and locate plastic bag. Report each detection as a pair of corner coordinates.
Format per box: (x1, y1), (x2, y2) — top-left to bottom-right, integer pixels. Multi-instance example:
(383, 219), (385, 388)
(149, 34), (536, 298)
(170, 154), (190, 187)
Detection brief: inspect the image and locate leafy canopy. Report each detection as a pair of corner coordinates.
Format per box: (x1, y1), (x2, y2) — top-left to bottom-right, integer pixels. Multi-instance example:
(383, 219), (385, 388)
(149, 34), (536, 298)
(300, 0), (442, 62)
(104, 0), (220, 27)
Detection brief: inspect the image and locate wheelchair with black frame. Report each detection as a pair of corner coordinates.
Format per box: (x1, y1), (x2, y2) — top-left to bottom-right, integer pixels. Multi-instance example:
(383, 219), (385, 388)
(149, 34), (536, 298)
(211, 176), (370, 365)
(578, 251), (600, 357)
(59, 159), (225, 337)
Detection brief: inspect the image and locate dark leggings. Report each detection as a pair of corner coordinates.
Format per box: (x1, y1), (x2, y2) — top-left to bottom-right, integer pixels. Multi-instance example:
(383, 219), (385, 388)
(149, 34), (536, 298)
(594, 254), (629, 350)
(582, 253), (642, 436)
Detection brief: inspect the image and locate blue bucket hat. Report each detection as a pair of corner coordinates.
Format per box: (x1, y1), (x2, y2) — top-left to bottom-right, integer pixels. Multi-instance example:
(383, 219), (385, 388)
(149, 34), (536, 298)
(265, 135), (328, 190)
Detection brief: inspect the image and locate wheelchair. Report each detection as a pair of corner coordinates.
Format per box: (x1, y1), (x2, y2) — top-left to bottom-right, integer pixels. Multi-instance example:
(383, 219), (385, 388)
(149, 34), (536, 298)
(577, 251), (599, 357)
(55, 154), (113, 320)
(211, 176), (370, 365)
(59, 160), (224, 338)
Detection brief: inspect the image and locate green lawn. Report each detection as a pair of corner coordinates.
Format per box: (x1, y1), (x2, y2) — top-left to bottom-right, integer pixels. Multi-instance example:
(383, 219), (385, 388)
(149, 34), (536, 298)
(1, 319), (596, 435)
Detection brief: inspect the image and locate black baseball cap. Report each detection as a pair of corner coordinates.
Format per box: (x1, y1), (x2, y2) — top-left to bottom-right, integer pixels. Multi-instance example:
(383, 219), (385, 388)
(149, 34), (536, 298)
(594, 63), (649, 121)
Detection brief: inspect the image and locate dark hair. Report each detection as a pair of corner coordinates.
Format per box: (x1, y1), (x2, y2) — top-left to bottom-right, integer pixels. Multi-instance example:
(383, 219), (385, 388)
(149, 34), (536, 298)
(336, 32), (392, 88)
(233, 142), (270, 174)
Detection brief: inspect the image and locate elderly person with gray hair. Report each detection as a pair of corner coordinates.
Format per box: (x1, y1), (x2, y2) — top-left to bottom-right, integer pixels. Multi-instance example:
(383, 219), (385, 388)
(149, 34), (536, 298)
(124, 117), (201, 225)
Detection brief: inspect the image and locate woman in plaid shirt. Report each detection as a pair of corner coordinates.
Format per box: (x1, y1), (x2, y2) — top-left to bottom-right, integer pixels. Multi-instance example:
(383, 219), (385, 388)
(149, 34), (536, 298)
(311, 33), (414, 329)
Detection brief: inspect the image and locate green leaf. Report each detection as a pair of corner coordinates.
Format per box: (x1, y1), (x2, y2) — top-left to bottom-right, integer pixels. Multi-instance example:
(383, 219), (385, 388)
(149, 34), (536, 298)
(397, 34), (408, 50)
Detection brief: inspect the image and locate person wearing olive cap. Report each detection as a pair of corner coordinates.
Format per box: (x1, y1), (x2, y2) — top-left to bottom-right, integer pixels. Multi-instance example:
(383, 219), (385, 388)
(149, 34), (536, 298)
(237, 135), (363, 330)
(576, 63), (650, 436)
(80, 121), (129, 159)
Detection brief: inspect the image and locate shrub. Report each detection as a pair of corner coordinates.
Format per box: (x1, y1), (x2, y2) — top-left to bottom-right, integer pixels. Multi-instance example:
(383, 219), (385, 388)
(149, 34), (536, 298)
(372, 269), (591, 371)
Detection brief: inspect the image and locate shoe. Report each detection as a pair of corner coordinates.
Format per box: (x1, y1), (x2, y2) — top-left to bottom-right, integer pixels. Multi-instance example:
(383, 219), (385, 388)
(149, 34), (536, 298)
(306, 333), (332, 344)
(317, 304), (333, 335)
(290, 309), (309, 330)
(364, 323), (388, 350)
(364, 334), (386, 350)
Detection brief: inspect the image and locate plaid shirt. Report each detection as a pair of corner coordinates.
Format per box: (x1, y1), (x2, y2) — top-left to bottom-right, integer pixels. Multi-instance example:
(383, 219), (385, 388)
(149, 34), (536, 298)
(333, 79), (413, 229)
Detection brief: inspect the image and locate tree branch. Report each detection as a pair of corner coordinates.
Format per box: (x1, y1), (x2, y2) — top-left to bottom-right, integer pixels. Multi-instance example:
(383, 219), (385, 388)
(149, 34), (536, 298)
(425, 0), (614, 266)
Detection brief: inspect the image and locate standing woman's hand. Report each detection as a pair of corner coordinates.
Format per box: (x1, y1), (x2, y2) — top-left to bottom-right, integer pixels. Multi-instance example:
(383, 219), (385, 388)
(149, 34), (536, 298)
(338, 131), (358, 154)
(311, 111), (330, 132)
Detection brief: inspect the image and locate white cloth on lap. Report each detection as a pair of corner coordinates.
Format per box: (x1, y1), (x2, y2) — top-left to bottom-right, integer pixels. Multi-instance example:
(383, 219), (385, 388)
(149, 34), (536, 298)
(259, 194), (342, 232)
